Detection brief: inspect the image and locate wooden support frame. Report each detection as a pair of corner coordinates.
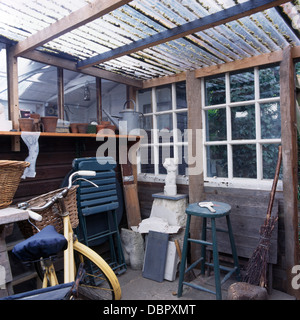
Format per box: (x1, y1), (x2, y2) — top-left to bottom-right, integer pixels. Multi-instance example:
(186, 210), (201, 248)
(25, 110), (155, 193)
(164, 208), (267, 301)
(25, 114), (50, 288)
(96, 77), (102, 123)
(6, 45), (20, 151)
(22, 50), (142, 88)
(280, 46), (300, 298)
(186, 70), (205, 262)
(12, 0), (131, 57)
(77, 0), (287, 69)
(57, 67), (64, 120)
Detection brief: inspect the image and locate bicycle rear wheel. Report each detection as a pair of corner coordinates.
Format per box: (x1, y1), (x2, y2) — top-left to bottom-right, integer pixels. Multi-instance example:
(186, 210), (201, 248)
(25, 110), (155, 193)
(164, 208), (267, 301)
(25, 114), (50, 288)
(73, 241), (122, 300)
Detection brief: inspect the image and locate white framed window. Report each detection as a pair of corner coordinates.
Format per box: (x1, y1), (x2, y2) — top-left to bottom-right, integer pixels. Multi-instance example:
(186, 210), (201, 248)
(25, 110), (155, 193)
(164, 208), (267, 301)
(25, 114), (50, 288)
(202, 64), (282, 190)
(137, 82), (189, 184)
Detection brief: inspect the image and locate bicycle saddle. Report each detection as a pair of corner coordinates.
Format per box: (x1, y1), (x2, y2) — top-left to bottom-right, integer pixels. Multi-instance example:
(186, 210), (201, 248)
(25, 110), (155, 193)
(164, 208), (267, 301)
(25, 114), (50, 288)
(13, 225), (68, 261)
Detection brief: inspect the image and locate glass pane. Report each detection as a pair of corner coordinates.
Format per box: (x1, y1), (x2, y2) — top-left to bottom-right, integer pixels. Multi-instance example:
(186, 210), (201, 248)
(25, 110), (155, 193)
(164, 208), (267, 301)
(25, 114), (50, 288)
(206, 108), (227, 141)
(159, 145), (174, 174)
(140, 146), (154, 174)
(205, 75), (226, 106)
(259, 65), (280, 99)
(101, 80), (126, 123)
(141, 115), (153, 144)
(18, 58), (58, 119)
(230, 70), (254, 102)
(231, 105), (255, 140)
(178, 145), (188, 176)
(177, 112), (187, 132)
(262, 144), (283, 179)
(157, 113), (173, 143)
(0, 49), (8, 121)
(64, 70), (97, 123)
(206, 145), (228, 178)
(176, 82), (187, 109)
(260, 102), (281, 139)
(232, 144), (257, 178)
(138, 88), (152, 114)
(156, 85), (172, 111)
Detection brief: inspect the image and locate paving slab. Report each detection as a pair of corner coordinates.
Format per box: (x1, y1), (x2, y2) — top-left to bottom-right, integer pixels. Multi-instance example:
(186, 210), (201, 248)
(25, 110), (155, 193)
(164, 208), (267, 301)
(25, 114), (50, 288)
(118, 268), (296, 300)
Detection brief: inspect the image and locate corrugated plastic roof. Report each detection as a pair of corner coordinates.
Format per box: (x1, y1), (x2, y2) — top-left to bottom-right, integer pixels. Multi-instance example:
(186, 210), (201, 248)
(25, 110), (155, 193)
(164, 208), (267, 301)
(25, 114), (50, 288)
(0, 0), (299, 80)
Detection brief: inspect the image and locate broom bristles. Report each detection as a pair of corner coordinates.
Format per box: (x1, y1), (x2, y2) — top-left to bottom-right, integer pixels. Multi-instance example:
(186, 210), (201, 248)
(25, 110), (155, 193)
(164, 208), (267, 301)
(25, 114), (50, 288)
(243, 216), (278, 287)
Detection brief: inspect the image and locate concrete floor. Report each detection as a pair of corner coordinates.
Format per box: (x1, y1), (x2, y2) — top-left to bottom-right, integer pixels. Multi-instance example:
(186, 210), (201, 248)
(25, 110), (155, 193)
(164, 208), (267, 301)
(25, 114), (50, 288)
(117, 267), (295, 300)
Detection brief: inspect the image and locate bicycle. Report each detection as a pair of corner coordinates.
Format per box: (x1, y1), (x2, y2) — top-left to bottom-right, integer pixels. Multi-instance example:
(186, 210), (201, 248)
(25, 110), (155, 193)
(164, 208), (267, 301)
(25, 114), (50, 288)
(12, 170), (122, 300)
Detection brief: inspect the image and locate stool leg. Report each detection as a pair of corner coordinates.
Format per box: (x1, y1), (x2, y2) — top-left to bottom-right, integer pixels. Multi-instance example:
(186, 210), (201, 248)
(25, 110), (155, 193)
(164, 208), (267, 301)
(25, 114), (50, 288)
(178, 214), (191, 298)
(211, 218), (222, 300)
(226, 215), (241, 281)
(201, 217), (207, 275)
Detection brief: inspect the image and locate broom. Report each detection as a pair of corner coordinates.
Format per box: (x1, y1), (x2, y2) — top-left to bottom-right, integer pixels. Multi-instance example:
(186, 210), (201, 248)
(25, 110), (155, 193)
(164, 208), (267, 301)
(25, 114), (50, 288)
(243, 145), (282, 288)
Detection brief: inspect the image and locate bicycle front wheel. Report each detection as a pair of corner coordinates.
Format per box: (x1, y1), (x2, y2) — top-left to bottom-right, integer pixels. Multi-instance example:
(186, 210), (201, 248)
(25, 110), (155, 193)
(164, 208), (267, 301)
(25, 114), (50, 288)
(73, 241), (122, 300)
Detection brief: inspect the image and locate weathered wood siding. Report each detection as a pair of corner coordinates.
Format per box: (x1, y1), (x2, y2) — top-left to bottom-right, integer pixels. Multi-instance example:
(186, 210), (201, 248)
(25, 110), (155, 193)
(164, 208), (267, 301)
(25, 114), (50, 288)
(137, 181), (286, 291)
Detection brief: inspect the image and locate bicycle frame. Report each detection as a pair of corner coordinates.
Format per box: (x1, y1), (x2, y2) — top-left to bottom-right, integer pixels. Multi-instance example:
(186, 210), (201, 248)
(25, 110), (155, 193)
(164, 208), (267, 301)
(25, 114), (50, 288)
(41, 197), (77, 287)
(64, 214), (75, 283)
(18, 170), (122, 300)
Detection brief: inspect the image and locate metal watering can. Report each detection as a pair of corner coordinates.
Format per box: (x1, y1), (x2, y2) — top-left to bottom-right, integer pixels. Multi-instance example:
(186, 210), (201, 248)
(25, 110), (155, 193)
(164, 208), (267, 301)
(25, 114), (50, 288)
(103, 99), (143, 135)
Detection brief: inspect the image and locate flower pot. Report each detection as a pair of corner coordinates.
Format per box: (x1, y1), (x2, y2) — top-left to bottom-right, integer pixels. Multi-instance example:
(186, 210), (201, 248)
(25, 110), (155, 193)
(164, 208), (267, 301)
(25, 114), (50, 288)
(77, 123), (88, 133)
(41, 116), (58, 132)
(70, 123), (78, 133)
(18, 118), (34, 131)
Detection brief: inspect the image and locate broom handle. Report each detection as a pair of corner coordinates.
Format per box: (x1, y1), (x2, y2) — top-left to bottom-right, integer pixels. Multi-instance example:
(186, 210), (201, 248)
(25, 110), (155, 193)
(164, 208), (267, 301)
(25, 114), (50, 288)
(266, 145), (282, 221)
(174, 239), (182, 259)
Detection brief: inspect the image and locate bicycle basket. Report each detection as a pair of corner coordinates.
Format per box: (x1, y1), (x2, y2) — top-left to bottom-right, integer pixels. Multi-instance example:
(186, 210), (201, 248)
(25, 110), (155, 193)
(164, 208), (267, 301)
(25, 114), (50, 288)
(0, 160), (30, 209)
(18, 185), (79, 238)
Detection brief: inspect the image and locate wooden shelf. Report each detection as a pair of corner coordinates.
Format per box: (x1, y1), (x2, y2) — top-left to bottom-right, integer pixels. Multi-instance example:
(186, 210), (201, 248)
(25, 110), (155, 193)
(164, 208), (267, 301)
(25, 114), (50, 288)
(0, 131), (140, 139)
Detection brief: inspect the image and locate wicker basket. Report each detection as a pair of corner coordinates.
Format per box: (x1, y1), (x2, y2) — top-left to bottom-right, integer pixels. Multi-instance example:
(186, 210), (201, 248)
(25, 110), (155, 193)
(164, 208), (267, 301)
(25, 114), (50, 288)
(18, 186), (79, 238)
(0, 160), (30, 209)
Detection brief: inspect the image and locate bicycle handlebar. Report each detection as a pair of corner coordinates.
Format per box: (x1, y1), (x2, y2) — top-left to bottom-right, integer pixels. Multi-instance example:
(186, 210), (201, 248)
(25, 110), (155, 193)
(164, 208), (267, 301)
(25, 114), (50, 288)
(18, 170), (96, 218)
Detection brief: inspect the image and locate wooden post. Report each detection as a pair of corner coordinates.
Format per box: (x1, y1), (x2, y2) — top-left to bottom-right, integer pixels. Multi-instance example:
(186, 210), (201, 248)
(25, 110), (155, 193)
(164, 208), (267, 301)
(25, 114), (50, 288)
(96, 77), (102, 123)
(6, 46), (19, 130)
(280, 46), (300, 298)
(186, 70), (205, 261)
(57, 67), (64, 120)
(126, 85), (137, 109)
(6, 45), (20, 151)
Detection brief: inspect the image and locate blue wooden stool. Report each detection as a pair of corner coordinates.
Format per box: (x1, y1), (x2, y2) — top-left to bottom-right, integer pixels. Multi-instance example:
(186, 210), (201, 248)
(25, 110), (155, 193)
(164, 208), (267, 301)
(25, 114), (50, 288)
(178, 201), (240, 300)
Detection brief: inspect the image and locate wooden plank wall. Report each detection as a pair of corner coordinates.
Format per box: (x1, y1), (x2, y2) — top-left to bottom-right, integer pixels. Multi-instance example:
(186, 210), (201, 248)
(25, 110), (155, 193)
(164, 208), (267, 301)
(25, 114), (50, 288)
(137, 181), (286, 291)
(0, 136), (105, 203)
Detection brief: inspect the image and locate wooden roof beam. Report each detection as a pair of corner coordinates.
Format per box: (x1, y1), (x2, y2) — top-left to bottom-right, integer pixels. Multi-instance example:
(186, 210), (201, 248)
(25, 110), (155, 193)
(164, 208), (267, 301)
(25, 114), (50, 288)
(22, 50), (143, 88)
(142, 46), (300, 88)
(11, 0), (131, 57)
(77, 0), (289, 70)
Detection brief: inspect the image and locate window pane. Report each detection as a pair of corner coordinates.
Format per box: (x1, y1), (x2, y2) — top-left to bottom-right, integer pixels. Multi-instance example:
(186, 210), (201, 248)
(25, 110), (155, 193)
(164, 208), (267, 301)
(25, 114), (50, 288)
(232, 144), (256, 178)
(157, 113), (173, 143)
(205, 108), (227, 141)
(141, 115), (152, 144)
(18, 58), (58, 118)
(230, 70), (254, 102)
(101, 80), (126, 122)
(138, 89), (152, 113)
(259, 65), (280, 99)
(262, 144), (283, 179)
(205, 75), (226, 106)
(260, 102), (281, 139)
(177, 112), (187, 132)
(176, 82), (187, 109)
(206, 145), (228, 178)
(140, 146), (154, 174)
(178, 145), (188, 176)
(156, 85), (172, 111)
(64, 70), (97, 123)
(0, 49), (8, 120)
(159, 145), (174, 174)
(231, 105), (255, 140)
